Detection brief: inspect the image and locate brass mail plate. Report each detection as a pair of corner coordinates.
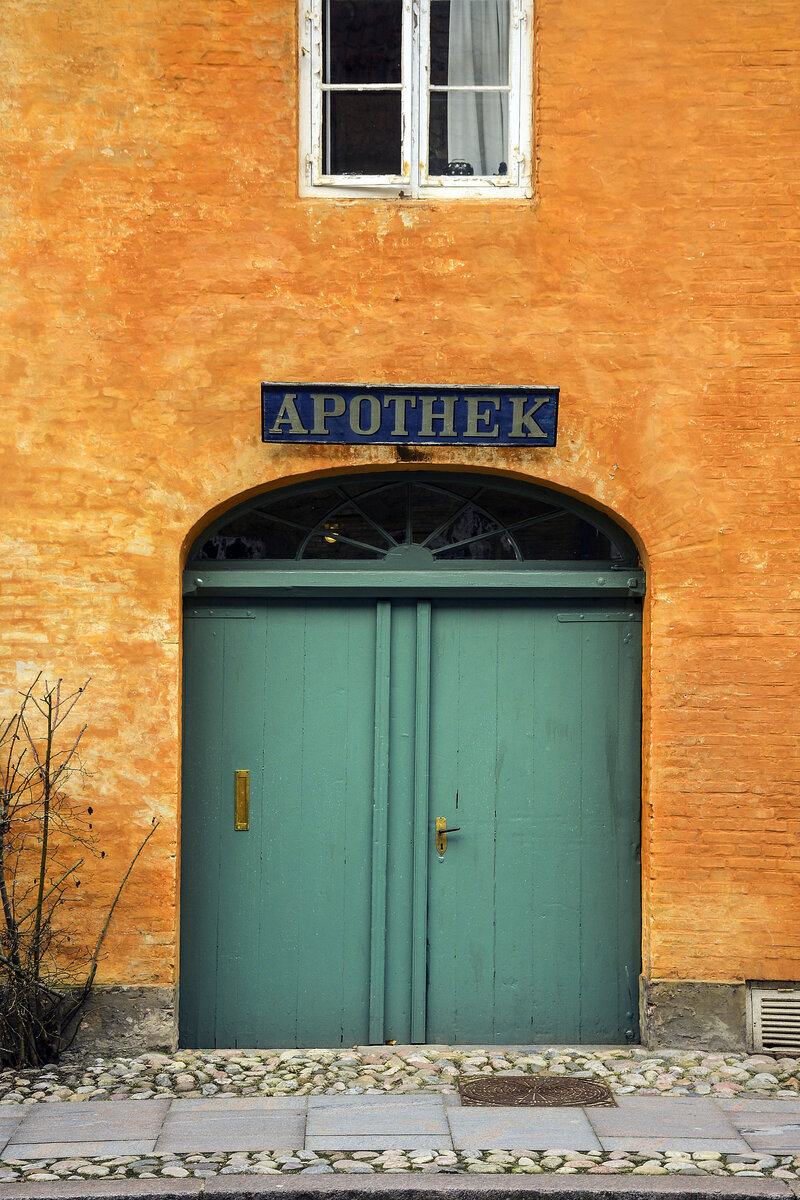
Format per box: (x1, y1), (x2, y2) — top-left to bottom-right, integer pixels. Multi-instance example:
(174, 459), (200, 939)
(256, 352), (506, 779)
(234, 770), (249, 831)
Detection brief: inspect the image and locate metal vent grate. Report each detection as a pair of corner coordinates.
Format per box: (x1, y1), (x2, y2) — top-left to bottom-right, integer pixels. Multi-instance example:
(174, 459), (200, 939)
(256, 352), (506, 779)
(751, 986), (800, 1053)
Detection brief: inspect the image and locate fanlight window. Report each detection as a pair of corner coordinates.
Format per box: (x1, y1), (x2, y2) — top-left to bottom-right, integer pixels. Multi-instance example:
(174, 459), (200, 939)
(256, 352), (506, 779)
(190, 476), (636, 567)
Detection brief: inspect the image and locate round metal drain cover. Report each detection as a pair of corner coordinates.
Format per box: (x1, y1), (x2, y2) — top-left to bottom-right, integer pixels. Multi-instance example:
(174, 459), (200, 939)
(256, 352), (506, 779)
(458, 1074), (616, 1107)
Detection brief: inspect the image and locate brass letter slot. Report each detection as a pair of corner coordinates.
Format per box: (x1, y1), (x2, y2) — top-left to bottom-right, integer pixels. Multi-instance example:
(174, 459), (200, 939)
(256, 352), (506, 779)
(234, 770), (249, 831)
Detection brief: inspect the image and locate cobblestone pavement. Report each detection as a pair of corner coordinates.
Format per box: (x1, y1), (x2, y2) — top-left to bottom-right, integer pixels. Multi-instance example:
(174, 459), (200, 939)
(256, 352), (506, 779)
(1, 1048), (798, 1183)
(1, 1047), (798, 1106)
(1, 1148), (800, 1184)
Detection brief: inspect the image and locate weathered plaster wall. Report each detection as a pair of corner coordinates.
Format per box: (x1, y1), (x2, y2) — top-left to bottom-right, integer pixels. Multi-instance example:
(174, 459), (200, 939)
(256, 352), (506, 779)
(1, 0), (799, 1004)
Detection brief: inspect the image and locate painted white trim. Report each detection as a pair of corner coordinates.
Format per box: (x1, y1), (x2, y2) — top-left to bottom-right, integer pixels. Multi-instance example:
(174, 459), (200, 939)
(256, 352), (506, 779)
(298, 0), (534, 200)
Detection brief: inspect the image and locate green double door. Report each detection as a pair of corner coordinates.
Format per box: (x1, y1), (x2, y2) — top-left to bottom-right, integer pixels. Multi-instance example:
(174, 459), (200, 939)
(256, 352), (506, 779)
(180, 595), (641, 1048)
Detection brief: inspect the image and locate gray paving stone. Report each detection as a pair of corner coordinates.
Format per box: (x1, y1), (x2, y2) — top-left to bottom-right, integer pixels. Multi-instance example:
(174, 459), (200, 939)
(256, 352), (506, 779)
(0, 1110), (27, 1155)
(2, 1139), (158, 1160)
(587, 1097), (748, 1145)
(447, 1106), (601, 1151)
(726, 1111), (800, 1153)
(717, 1100), (800, 1113)
(306, 1095), (449, 1136)
(305, 1136), (452, 1150)
(156, 1105), (305, 1153)
(9, 1100), (170, 1145)
(169, 1098), (305, 1114)
(598, 1136), (753, 1153)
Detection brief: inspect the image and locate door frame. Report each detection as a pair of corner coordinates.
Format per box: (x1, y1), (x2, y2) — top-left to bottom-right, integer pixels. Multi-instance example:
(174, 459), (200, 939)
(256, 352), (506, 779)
(179, 470), (646, 1045)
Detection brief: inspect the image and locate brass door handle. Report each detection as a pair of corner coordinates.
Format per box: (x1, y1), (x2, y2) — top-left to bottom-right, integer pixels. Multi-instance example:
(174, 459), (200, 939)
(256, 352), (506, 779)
(435, 816), (461, 856)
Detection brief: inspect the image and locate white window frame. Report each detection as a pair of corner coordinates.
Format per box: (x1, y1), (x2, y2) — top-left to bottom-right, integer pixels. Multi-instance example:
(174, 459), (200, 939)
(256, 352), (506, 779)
(299, 0), (534, 199)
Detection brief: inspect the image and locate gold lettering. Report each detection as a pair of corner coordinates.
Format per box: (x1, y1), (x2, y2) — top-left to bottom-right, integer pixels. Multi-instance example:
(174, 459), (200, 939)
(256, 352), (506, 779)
(268, 393), (308, 436)
(465, 395), (500, 438)
(382, 393), (418, 436)
(420, 395), (457, 438)
(349, 393), (381, 436)
(510, 396), (548, 438)
(310, 392), (346, 435)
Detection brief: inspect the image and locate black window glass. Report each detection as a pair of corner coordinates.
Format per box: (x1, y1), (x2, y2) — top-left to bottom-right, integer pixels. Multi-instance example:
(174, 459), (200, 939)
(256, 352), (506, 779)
(197, 513), (304, 560)
(513, 514), (616, 561)
(436, 531), (516, 560)
(426, 503), (500, 551)
(312, 502), (394, 552)
(412, 485), (475, 542)
(323, 91), (402, 175)
(323, 0), (402, 84)
(304, 535), (383, 559)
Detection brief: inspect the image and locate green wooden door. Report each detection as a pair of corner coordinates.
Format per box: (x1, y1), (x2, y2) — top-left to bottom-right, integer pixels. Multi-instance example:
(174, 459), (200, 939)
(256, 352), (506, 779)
(425, 599), (641, 1043)
(180, 595), (640, 1047)
(180, 599), (378, 1047)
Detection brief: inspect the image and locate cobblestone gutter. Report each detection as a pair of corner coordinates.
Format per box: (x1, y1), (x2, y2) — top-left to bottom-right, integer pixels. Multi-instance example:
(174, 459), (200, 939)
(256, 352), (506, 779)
(2, 1149), (800, 1185)
(2, 1048), (798, 1107)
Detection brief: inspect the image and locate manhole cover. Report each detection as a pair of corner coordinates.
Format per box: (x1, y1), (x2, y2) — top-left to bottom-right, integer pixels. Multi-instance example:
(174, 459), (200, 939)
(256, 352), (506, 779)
(458, 1074), (616, 1107)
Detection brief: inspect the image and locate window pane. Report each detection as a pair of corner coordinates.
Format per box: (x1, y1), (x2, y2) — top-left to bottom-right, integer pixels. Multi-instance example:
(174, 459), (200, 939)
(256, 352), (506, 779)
(352, 483), (410, 543)
(430, 0), (510, 86)
(303, 535), (383, 559)
(412, 484), (473, 542)
(323, 91), (402, 174)
(435, 531), (516, 560)
(428, 91), (508, 176)
(312, 502), (393, 551)
(513, 514), (618, 561)
(427, 503), (500, 551)
(196, 513), (304, 560)
(323, 0), (402, 84)
(475, 488), (561, 527)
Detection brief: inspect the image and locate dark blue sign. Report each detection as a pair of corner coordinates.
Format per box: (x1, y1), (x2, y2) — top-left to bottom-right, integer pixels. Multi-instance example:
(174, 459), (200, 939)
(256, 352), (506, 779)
(261, 384), (558, 446)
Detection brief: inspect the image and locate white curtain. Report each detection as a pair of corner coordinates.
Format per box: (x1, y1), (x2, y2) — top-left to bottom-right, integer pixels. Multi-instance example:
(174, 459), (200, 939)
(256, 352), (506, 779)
(447, 0), (509, 175)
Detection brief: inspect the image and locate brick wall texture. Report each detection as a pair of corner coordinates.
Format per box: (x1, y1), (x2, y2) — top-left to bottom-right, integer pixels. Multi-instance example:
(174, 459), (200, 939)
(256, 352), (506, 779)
(1, 0), (798, 991)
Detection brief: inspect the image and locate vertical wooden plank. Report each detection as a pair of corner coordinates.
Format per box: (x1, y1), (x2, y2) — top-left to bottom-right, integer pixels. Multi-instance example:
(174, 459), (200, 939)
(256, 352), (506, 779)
(529, 600), (585, 1040)
(179, 607), (225, 1047)
(368, 600), (391, 1044)
(426, 601), (500, 1042)
(410, 599), (431, 1043)
(290, 599), (376, 1046)
(212, 607), (268, 1046)
(384, 601), (417, 1043)
(491, 601), (538, 1041)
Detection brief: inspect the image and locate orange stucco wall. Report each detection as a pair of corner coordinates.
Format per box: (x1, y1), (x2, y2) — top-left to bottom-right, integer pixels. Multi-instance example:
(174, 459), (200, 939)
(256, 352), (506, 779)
(2, 0), (799, 994)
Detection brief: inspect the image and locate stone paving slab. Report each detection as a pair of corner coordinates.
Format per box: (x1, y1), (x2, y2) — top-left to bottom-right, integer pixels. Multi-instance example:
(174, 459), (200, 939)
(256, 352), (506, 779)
(0, 1111), (26, 1155)
(597, 1137), (754, 1153)
(305, 1136), (453, 1150)
(155, 1102), (305, 1153)
(447, 1106), (601, 1151)
(307, 1096), (450, 1136)
(587, 1097), (748, 1142)
(3, 1138), (158, 1159)
(7, 1099), (171, 1143)
(719, 1103), (800, 1114)
(169, 1099), (305, 1113)
(721, 1110), (800, 1154)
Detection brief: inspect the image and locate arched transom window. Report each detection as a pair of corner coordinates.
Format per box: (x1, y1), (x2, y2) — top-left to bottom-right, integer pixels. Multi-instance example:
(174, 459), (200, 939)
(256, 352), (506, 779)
(189, 474), (638, 568)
